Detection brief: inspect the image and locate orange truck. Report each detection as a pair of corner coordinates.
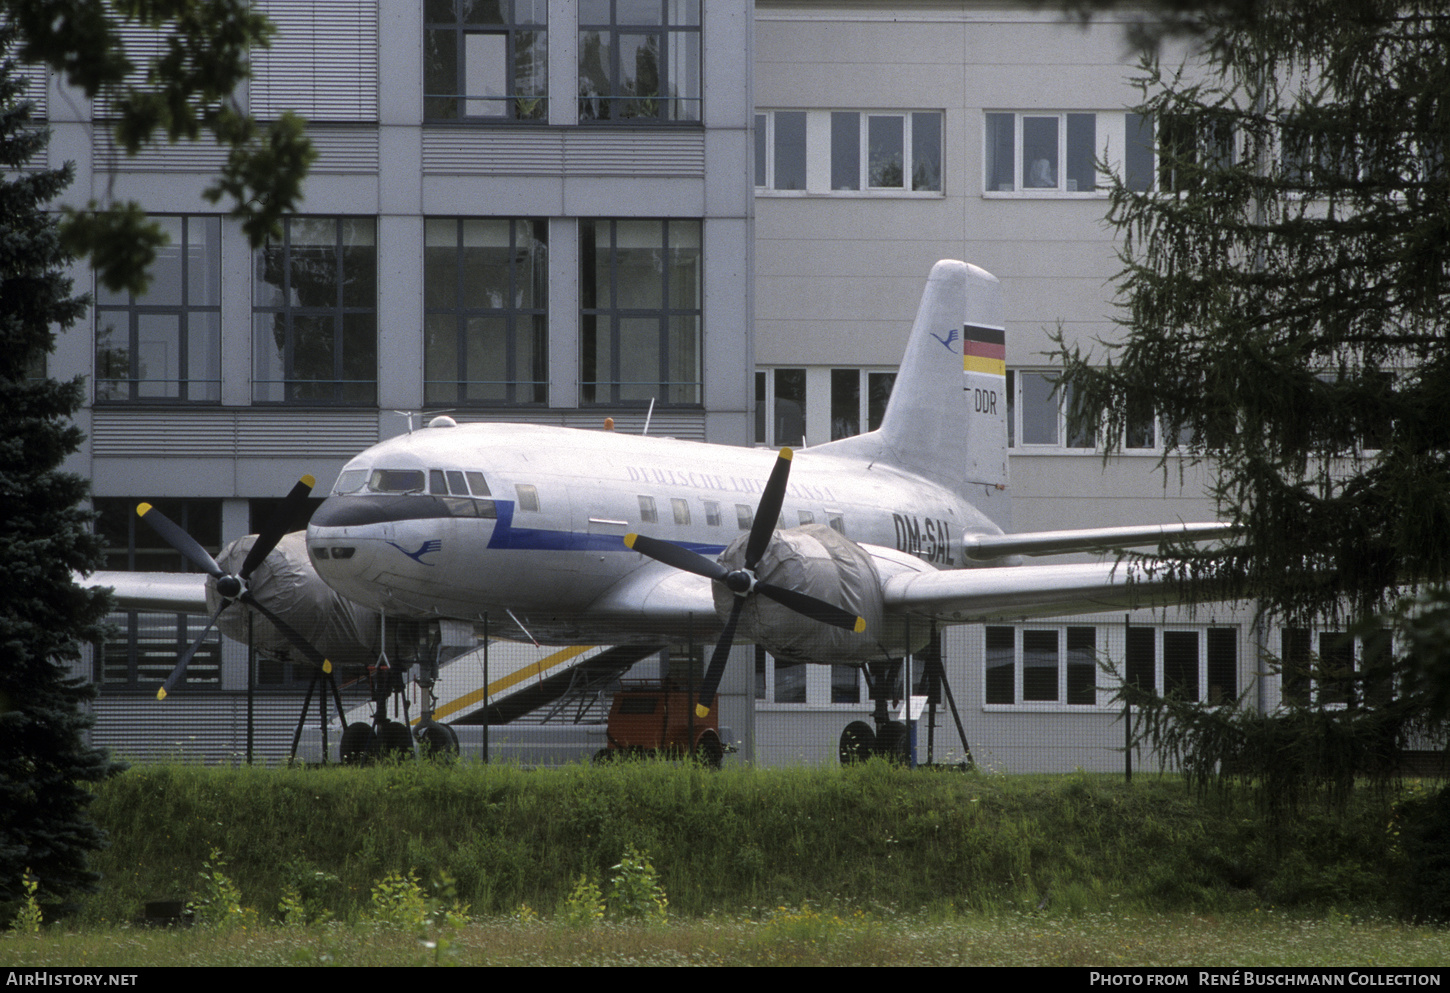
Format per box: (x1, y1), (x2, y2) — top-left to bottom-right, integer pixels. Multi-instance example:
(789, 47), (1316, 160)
(595, 680), (728, 767)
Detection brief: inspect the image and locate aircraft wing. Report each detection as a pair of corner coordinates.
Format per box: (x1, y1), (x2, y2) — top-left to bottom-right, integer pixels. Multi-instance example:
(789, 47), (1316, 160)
(962, 521), (1235, 560)
(880, 559), (1178, 623)
(76, 571), (210, 613)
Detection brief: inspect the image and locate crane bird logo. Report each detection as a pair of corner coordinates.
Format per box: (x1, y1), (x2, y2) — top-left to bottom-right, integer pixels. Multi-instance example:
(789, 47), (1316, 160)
(386, 539), (442, 564)
(930, 328), (959, 352)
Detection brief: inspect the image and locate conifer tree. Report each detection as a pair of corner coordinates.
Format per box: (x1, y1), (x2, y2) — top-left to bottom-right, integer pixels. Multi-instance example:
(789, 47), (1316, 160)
(1059, 0), (1450, 628)
(0, 28), (121, 911)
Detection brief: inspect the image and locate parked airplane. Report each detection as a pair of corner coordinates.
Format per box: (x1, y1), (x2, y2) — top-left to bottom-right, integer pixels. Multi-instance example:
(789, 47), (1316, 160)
(86, 261), (1231, 749)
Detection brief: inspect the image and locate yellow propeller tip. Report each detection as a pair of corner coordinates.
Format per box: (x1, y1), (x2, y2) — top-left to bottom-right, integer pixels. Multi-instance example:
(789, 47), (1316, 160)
(779, 447), (793, 460)
(323, 659), (333, 674)
(624, 533), (638, 549)
(301, 474), (316, 488)
(137, 502), (153, 517)
(156, 688), (167, 701)
(853, 617), (866, 634)
(694, 703), (711, 719)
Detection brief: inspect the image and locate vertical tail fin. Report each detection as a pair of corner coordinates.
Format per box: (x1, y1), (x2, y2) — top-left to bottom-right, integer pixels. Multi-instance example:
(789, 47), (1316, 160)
(815, 260), (1009, 528)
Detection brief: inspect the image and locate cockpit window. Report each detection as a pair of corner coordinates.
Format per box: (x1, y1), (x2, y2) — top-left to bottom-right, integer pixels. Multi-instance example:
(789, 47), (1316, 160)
(430, 470), (447, 494)
(466, 471), (491, 496)
(334, 469), (367, 494)
(446, 470), (467, 495)
(368, 469), (426, 493)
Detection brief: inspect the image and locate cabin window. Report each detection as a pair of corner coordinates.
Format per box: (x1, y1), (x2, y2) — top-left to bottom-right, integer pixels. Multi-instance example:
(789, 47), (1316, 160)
(703, 499), (721, 527)
(638, 495), (657, 523)
(671, 497), (690, 526)
(735, 504), (753, 530)
(826, 512), (846, 535)
(516, 484), (540, 512)
(798, 510), (814, 526)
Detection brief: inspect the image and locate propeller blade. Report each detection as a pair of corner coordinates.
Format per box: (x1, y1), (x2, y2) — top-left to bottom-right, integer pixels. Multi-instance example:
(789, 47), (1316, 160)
(696, 597), (745, 719)
(745, 448), (793, 569)
(137, 503), (225, 579)
(624, 533), (729, 582)
(240, 475), (315, 580)
(242, 593), (333, 675)
(756, 581), (866, 632)
(157, 602), (229, 700)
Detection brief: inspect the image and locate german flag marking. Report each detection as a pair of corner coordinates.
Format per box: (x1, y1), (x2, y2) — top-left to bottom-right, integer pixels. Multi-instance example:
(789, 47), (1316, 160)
(963, 324), (1006, 377)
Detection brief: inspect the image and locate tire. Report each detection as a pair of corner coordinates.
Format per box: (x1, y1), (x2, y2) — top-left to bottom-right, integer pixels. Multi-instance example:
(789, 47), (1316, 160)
(417, 720), (459, 759)
(375, 720), (414, 759)
(876, 720), (910, 764)
(340, 722), (373, 764)
(838, 720), (876, 764)
(695, 731), (724, 769)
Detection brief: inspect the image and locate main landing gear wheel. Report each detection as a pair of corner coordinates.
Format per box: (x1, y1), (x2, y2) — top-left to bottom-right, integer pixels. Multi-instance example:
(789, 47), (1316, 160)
(372, 720), (413, 760)
(695, 731), (724, 769)
(876, 720), (910, 764)
(417, 721), (459, 758)
(838, 721), (876, 764)
(340, 722), (373, 764)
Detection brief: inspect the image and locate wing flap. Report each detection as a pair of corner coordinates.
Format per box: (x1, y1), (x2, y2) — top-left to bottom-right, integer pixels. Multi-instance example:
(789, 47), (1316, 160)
(77, 571), (210, 613)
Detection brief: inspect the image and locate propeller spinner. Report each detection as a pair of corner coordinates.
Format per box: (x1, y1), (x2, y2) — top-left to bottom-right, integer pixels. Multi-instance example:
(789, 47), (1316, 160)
(137, 476), (331, 699)
(625, 448), (865, 719)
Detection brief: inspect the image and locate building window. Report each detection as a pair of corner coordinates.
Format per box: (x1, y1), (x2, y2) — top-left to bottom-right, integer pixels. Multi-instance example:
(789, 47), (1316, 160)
(253, 216), (377, 404)
(424, 218), (547, 406)
(830, 368), (895, 440)
(755, 646), (867, 707)
(1280, 628), (1392, 709)
(424, 0), (547, 122)
(1158, 113), (1236, 193)
(578, 0), (700, 124)
(985, 112), (1098, 193)
(94, 498), (223, 691)
(755, 109), (944, 194)
(755, 110), (806, 190)
(984, 625), (1099, 706)
(1007, 370), (1096, 450)
(1124, 625), (1239, 705)
(580, 218), (701, 406)
(95, 216), (221, 403)
(755, 368), (805, 446)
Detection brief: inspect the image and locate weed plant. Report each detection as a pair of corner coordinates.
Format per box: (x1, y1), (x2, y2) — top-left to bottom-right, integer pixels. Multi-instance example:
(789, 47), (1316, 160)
(69, 758), (1420, 928)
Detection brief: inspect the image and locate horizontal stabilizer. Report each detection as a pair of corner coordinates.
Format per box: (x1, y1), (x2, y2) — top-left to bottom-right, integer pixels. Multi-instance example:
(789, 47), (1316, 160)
(962, 522), (1236, 561)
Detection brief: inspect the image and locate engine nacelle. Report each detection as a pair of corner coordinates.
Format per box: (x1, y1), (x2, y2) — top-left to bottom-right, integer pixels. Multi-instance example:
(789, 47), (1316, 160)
(210, 531), (382, 671)
(712, 524), (885, 665)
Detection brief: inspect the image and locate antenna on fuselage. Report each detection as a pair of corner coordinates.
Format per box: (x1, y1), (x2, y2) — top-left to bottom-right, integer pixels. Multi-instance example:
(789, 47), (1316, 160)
(643, 397), (655, 436)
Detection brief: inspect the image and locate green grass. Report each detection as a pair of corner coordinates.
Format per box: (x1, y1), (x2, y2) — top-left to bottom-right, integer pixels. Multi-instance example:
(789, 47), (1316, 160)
(5, 911), (1449, 967)
(52, 758), (1418, 928)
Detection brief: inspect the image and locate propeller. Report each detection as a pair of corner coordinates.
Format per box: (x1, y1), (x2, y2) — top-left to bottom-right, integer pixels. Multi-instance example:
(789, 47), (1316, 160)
(624, 448), (865, 719)
(138, 476), (329, 699)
